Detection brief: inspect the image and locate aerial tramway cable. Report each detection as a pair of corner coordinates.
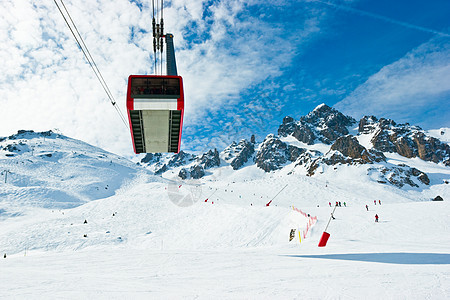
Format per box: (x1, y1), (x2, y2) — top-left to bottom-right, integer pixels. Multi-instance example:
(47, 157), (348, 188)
(152, 0), (165, 75)
(53, 0), (129, 129)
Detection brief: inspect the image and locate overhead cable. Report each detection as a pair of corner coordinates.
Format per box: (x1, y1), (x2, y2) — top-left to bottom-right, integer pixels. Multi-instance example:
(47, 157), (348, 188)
(54, 0), (129, 129)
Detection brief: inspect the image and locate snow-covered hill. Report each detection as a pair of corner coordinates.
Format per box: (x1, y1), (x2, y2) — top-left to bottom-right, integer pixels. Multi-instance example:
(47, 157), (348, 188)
(0, 130), (147, 211)
(0, 118), (449, 298)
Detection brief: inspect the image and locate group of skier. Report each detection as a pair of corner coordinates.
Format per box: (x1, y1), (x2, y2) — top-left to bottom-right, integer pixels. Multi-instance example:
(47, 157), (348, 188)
(329, 200), (382, 223)
(366, 200), (381, 222)
(329, 201), (346, 207)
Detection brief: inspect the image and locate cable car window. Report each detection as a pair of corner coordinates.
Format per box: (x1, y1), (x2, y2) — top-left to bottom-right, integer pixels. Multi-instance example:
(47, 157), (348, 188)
(130, 77), (180, 98)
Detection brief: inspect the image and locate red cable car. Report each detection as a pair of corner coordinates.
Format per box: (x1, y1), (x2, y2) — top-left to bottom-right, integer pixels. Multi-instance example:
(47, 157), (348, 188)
(126, 75), (184, 153)
(127, 3), (183, 155)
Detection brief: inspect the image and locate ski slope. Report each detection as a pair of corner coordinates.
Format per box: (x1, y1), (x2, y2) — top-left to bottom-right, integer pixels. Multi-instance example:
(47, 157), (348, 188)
(1, 131), (449, 299)
(1, 172), (450, 299)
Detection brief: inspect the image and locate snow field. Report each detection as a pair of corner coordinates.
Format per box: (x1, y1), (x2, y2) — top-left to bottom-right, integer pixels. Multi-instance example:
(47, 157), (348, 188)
(1, 131), (449, 298)
(1, 173), (449, 299)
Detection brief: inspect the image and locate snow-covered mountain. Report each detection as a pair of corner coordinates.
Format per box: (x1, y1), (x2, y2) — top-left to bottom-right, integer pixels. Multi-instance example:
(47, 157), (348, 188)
(0, 130), (148, 210)
(141, 104), (449, 191)
(1, 109), (449, 298)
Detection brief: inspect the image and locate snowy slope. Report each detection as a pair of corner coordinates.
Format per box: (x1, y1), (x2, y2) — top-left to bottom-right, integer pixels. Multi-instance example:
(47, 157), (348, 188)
(0, 130), (148, 210)
(428, 127), (450, 143)
(1, 174), (449, 299)
(0, 130), (449, 299)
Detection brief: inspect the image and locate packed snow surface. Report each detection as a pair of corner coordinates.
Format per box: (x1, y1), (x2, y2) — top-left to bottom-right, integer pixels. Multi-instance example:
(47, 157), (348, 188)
(1, 132), (449, 299)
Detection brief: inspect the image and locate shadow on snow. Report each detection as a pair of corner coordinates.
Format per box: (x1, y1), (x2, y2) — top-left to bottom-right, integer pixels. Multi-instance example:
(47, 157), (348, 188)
(283, 252), (450, 265)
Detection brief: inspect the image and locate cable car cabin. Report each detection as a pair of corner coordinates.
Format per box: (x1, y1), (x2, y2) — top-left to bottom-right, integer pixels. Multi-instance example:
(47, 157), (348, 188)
(126, 75), (184, 154)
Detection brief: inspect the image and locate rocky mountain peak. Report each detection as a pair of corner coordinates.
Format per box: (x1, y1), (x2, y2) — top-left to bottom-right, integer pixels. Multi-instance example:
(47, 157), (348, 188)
(278, 104), (356, 145)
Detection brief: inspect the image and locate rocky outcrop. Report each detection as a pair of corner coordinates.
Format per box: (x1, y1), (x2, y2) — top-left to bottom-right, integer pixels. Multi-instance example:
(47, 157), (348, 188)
(176, 149), (219, 179)
(367, 165), (430, 188)
(294, 150), (323, 176)
(278, 104), (356, 145)
(6, 130), (53, 141)
(190, 165), (205, 179)
(141, 153), (162, 164)
(178, 168), (189, 179)
(359, 116), (450, 164)
(278, 116), (316, 145)
(331, 136), (385, 163)
(148, 151), (195, 175)
(412, 132), (449, 163)
(179, 165), (205, 180)
(154, 164), (168, 175)
(255, 135), (305, 172)
(223, 139), (255, 170)
(433, 195), (443, 201)
(300, 136), (385, 176)
(167, 151), (196, 167)
(196, 149), (220, 169)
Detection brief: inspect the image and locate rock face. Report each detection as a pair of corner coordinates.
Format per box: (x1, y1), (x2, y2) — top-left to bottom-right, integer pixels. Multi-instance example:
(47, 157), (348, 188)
(294, 150), (323, 176)
(299, 136), (386, 176)
(177, 149), (220, 179)
(167, 151), (196, 167)
(196, 149), (220, 169)
(255, 135), (305, 172)
(359, 116), (450, 164)
(278, 104), (356, 145)
(1, 130), (54, 153)
(330, 136), (385, 164)
(278, 116), (316, 145)
(367, 165), (430, 188)
(148, 151), (195, 174)
(223, 139), (255, 170)
(141, 153), (162, 164)
(178, 165), (205, 180)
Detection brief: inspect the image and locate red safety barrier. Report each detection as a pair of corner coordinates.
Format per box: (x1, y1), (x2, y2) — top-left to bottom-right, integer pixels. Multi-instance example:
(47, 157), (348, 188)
(318, 231), (330, 247)
(292, 206), (317, 240)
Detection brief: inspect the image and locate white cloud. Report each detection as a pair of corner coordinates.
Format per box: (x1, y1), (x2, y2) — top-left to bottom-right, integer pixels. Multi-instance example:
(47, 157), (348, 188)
(0, 0), (325, 156)
(334, 37), (450, 129)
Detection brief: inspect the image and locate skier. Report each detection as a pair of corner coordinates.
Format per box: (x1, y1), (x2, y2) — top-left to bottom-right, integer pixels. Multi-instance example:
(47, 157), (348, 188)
(343, 202), (346, 207)
(375, 214), (379, 222)
(365, 205), (369, 211)
(379, 200), (381, 205)
(374, 200), (376, 205)
(331, 213), (335, 220)
(335, 201), (338, 207)
(329, 202), (331, 207)
(338, 201), (342, 207)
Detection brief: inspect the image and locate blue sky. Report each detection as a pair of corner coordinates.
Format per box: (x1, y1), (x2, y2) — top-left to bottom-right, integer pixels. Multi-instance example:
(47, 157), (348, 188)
(0, 0), (449, 156)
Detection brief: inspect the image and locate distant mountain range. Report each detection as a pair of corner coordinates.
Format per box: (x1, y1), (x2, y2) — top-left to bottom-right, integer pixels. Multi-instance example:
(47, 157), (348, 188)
(140, 104), (450, 189)
(1, 104), (448, 202)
